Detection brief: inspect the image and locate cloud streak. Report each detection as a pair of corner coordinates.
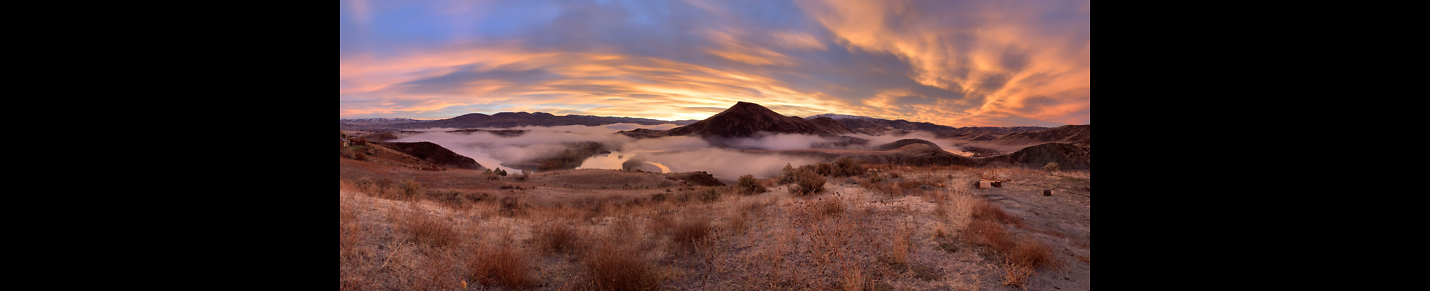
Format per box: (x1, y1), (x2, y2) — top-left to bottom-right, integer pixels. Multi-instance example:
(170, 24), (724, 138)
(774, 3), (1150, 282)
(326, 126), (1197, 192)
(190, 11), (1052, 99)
(795, 0), (1090, 126)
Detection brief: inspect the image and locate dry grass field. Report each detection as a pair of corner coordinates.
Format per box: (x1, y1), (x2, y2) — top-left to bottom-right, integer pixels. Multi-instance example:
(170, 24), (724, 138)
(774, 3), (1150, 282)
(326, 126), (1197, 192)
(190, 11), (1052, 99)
(340, 156), (1089, 290)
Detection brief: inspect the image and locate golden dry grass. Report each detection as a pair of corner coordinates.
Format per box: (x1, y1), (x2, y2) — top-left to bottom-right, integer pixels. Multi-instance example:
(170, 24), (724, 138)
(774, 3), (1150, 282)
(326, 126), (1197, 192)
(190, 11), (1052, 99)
(339, 163), (1084, 290)
(972, 198), (1026, 228)
(402, 210), (460, 248)
(467, 237), (535, 288)
(533, 220), (583, 254)
(668, 215), (712, 253)
(583, 227), (662, 291)
(891, 222), (913, 266)
(962, 195), (1059, 289)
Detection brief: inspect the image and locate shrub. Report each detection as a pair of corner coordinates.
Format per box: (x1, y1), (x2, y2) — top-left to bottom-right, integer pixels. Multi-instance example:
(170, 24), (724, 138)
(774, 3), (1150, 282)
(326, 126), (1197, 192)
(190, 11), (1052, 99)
(399, 179), (424, 199)
(670, 217), (710, 252)
(790, 169), (826, 196)
(1001, 263), (1034, 288)
(777, 163), (797, 184)
(865, 172), (885, 184)
(818, 198), (844, 216)
(736, 174), (767, 195)
(1007, 239), (1055, 269)
(499, 196), (521, 216)
(910, 263), (941, 281)
(972, 199), (1025, 228)
(425, 189), (479, 209)
(968, 220), (1013, 254)
(404, 211), (459, 248)
(697, 187), (721, 203)
(897, 180), (922, 191)
(583, 239), (660, 290)
(832, 156), (862, 177)
(353, 177), (375, 190)
(811, 163), (835, 176)
(860, 177), (901, 197)
(1044, 162), (1060, 172)
(535, 222), (582, 254)
(892, 225), (911, 266)
(840, 263), (866, 291)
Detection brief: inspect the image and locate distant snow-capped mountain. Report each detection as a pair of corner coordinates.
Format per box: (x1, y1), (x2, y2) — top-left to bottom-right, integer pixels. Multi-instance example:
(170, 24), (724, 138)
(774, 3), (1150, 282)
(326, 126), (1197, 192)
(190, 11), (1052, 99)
(341, 113), (700, 131)
(805, 113), (874, 120)
(339, 118), (424, 124)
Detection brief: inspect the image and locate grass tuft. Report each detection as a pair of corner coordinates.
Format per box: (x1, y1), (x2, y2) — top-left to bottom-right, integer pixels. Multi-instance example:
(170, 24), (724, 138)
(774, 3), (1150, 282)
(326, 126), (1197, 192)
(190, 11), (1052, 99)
(583, 235), (661, 290)
(466, 239), (534, 288)
(972, 199), (1026, 228)
(670, 217), (711, 252)
(534, 221), (582, 254)
(404, 211), (459, 248)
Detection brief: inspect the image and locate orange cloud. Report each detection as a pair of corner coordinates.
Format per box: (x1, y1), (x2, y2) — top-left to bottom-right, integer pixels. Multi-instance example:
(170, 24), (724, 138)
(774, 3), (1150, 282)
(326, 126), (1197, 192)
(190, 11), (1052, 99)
(702, 30), (797, 66)
(796, 0), (1090, 126)
(339, 41), (850, 120)
(773, 31), (827, 51)
(340, 0), (1085, 127)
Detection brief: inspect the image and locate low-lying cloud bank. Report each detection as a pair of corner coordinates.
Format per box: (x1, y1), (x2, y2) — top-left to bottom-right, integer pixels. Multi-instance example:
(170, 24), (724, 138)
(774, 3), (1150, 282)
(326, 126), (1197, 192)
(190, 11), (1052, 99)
(393, 123), (964, 179)
(641, 148), (824, 180)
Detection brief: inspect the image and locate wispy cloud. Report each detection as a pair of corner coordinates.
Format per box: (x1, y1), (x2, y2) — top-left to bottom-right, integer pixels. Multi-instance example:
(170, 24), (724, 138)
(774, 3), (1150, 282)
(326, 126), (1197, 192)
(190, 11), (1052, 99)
(340, 0), (1088, 127)
(795, 0), (1090, 125)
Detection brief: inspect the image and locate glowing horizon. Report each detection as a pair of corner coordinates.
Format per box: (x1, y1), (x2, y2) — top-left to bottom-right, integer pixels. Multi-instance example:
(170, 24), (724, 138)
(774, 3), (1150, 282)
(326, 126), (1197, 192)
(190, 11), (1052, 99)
(341, 0), (1089, 127)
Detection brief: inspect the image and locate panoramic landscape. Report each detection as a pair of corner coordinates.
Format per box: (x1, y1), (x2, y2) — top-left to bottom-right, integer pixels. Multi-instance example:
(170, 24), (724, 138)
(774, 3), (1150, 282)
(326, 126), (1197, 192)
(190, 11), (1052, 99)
(342, 1), (1088, 290)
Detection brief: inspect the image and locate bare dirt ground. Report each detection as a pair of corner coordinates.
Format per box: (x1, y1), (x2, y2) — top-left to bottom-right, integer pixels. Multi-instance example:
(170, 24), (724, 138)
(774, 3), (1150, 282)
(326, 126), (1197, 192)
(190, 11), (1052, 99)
(967, 169), (1091, 290)
(340, 156), (1089, 290)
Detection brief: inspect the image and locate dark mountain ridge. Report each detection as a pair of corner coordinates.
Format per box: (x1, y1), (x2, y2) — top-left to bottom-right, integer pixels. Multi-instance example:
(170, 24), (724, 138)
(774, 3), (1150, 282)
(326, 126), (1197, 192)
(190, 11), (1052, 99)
(803, 114), (1051, 139)
(371, 141), (484, 170)
(985, 142), (1090, 170)
(994, 125), (1090, 146)
(664, 101), (853, 138)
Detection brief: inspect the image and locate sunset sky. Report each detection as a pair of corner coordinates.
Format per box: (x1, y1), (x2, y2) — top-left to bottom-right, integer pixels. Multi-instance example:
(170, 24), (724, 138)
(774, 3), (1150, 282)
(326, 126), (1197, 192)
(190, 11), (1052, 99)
(340, 0), (1089, 127)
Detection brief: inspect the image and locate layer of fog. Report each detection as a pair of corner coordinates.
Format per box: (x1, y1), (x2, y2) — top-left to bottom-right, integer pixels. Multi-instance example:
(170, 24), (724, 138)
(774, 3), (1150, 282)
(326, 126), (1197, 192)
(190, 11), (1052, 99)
(391, 123), (967, 180)
(391, 123), (646, 173)
(719, 131), (968, 155)
(849, 132), (973, 156)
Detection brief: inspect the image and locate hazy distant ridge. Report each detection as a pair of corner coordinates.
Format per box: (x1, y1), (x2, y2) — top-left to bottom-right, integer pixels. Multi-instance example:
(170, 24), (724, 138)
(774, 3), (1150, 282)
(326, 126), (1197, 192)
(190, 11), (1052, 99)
(340, 118), (424, 124)
(803, 113), (1049, 138)
(340, 113), (698, 131)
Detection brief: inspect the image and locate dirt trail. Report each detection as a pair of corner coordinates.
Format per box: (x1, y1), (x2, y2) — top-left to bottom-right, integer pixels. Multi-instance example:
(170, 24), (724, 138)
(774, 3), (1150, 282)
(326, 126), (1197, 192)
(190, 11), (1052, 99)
(971, 170), (1090, 290)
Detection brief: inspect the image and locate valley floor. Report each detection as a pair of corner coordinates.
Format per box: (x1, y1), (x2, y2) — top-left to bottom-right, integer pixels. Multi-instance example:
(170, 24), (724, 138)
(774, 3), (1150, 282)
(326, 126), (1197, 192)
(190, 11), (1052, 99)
(340, 159), (1089, 290)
